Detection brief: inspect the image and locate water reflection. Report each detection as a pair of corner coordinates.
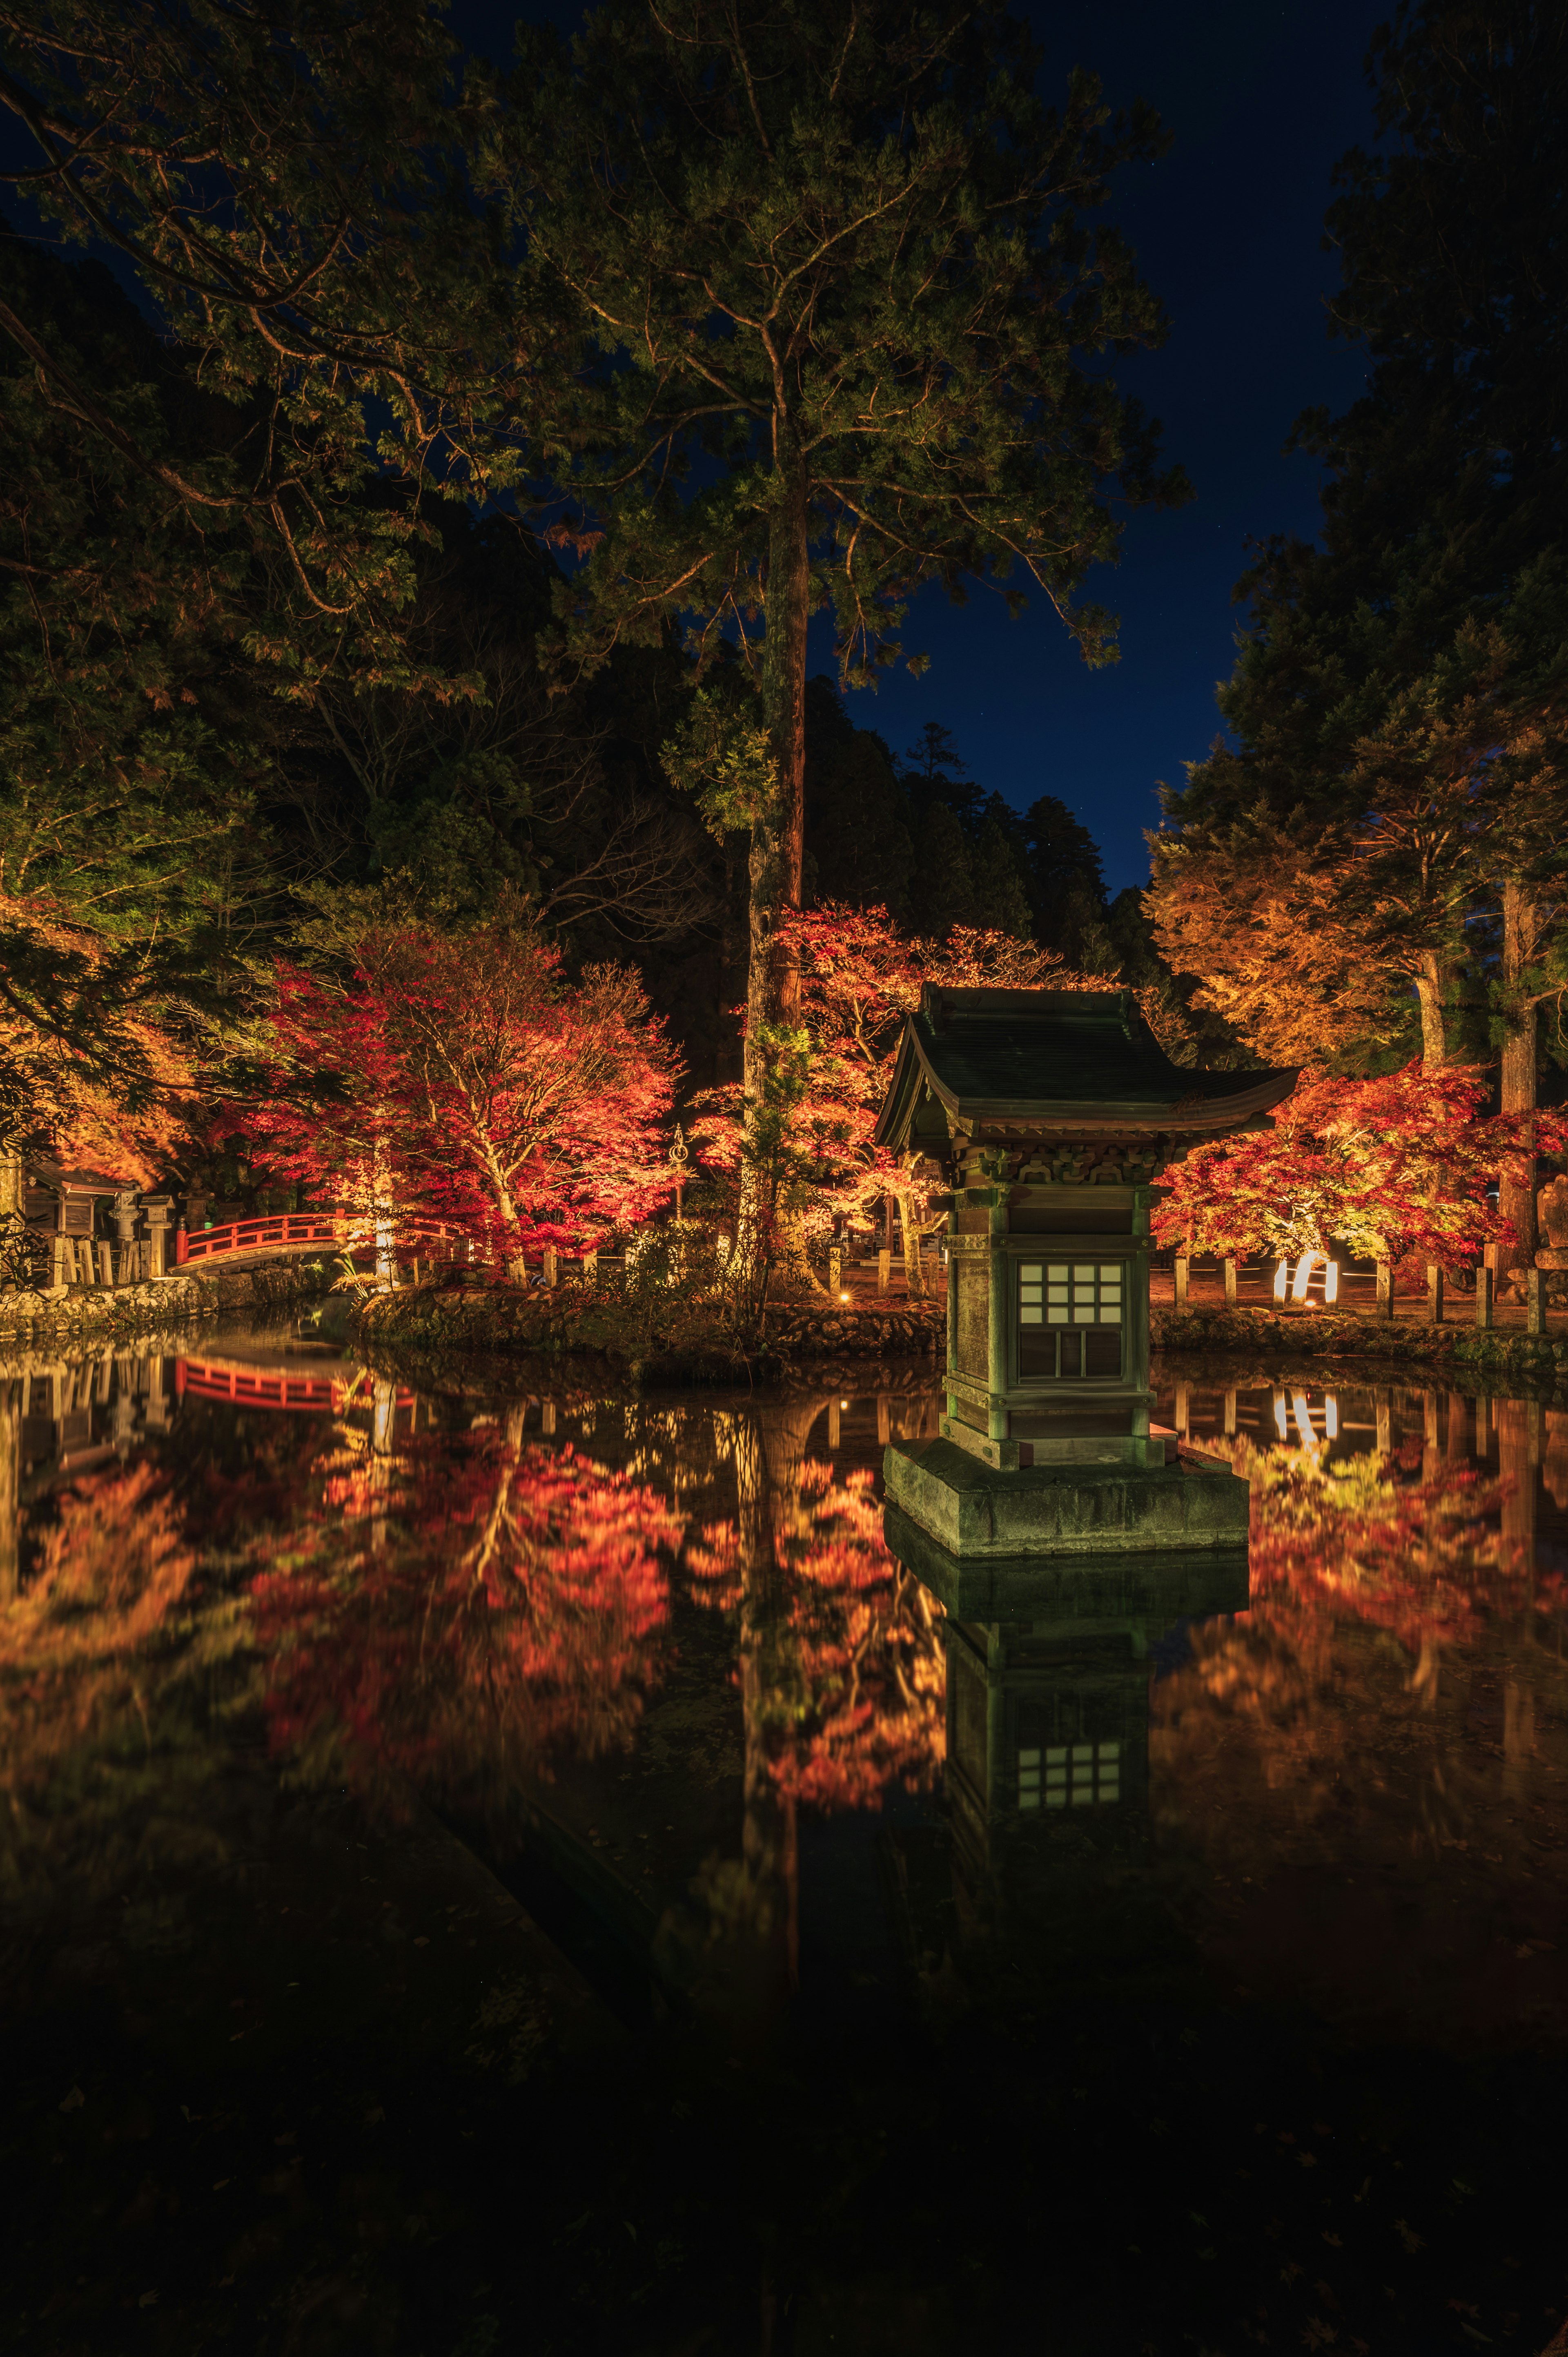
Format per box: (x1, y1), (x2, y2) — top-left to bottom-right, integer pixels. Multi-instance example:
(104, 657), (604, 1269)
(2, 1341), (1567, 2020)
(6, 1333), (1568, 2346)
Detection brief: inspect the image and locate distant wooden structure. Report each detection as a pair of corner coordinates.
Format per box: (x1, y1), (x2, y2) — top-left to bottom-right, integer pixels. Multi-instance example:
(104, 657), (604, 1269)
(20, 1160), (160, 1287)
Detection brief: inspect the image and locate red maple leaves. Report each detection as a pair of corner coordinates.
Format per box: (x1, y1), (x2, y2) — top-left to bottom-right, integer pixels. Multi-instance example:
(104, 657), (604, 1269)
(1153, 1060), (1568, 1273)
(238, 911), (682, 1269)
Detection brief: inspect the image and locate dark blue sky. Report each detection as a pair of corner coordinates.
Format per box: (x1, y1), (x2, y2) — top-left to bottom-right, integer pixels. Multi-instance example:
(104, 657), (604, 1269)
(5, 0), (1387, 898)
(462, 0), (1388, 895)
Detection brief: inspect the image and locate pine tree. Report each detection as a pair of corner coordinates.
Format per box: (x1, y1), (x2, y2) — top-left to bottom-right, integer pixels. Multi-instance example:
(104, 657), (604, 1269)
(501, 0), (1186, 1218)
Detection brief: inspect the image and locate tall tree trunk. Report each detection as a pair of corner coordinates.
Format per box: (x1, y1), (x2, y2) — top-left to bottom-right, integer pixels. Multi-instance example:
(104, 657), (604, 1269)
(738, 460), (810, 1276)
(1498, 880), (1539, 1277)
(744, 463), (809, 1088)
(0, 1383), (18, 1604)
(1414, 952), (1450, 1070)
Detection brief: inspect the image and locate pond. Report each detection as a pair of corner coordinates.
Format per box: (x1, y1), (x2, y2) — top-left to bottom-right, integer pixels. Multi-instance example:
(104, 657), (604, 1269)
(3, 1326), (1567, 2355)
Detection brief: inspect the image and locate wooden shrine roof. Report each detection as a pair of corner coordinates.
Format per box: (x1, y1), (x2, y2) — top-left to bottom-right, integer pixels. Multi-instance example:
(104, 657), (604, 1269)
(24, 1160), (136, 1195)
(873, 987), (1297, 1151)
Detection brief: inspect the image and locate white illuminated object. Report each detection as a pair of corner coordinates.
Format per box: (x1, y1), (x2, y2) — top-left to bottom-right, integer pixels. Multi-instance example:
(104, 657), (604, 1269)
(1292, 1391), (1316, 1449)
(1273, 1260), (1289, 1302)
(1325, 1260), (1339, 1304)
(840, 1291), (850, 1302)
(1291, 1250), (1317, 1302)
(1274, 1389), (1289, 1440)
(1325, 1394), (1339, 1439)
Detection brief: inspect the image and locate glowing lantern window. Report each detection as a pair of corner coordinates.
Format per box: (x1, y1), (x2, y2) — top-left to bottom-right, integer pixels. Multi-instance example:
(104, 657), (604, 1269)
(1021, 1740), (1121, 1809)
(1019, 1263), (1125, 1380)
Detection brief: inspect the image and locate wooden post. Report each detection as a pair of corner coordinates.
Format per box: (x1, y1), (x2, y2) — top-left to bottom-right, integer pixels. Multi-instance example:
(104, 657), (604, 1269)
(829, 1243), (842, 1297)
(1174, 1379), (1189, 1435)
(1375, 1262), (1393, 1320)
(1427, 1264), (1444, 1323)
(583, 1249), (598, 1284)
(986, 1193), (1008, 1443)
(1223, 1387), (1237, 1437)
(96, 1242), (114, 1287)
(541, 1400), (556, 1435)
(828, 1400), (841, 1451)
(877, 1394), (891, 1447)
(1223, 1257), (1236, 1307)
(1174, 1255), (1189, 1307)
(1527, 1268), (1545, 1334)
(877, 1247), (890, 1294)
(1475, 1266), (1494, 1329)
(544, 1248), (558, 1288)
(1375, 1388), (1392, 1455)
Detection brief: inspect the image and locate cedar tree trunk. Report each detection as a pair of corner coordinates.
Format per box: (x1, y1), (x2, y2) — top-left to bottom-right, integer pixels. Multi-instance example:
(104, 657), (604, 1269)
(1414, 952), (1450, 1071)
(744, 462), (809, 1102)
(1498, 880), (1539, 1276)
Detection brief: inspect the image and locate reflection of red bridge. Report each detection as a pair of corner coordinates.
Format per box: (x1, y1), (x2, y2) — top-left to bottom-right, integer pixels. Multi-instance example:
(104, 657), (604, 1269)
(176, 1213), (468, 1267)
(176, 1358), (416, 1414)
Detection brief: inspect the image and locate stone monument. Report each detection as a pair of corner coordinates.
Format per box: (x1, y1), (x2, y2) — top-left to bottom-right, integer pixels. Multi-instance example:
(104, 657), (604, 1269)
(1536, 1173), (1568, 1271)
(872, 986), (1297, 1558)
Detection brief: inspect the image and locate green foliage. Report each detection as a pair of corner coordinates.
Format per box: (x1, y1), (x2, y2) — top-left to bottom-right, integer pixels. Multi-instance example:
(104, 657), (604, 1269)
(1149, 0), (1568, 1077)
(662, 693), (777, 841)
(501, 0), (1187, 760)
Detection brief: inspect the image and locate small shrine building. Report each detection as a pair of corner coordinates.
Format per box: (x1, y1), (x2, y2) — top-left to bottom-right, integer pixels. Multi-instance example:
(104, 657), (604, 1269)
(874, 987), (1297, 1474)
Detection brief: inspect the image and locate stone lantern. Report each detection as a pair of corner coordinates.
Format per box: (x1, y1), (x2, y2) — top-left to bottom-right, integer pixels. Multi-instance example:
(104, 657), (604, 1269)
(872, 986), (1296, 1556)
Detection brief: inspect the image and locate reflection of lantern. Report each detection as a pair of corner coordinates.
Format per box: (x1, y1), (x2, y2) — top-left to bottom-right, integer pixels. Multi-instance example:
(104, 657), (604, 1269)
(886, 1506), (1249, 1947)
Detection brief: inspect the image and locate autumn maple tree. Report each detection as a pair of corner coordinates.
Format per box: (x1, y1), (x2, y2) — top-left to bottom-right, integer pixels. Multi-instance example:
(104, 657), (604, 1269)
(1152, 1061), (1568, 1276)
(690, 905), (1091, 1293)
(241, 901), (681, 1277)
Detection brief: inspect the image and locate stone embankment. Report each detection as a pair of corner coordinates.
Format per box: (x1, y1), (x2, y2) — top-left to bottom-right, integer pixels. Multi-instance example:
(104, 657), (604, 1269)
(0, 1255), (333, 1349)
(358, 1277), (944, 1381)
(1153, 1302), (1568, 1384)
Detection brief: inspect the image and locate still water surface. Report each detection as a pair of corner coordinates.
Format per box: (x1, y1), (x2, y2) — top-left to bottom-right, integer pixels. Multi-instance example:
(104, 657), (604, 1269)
(4, 1327), (1568, 2354)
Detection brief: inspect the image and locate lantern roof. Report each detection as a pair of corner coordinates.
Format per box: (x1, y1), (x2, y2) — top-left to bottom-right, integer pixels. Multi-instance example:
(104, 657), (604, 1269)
(872, 987), (1296, 1151)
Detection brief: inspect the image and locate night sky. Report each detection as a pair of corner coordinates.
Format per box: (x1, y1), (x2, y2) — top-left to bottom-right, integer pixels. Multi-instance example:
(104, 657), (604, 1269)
(6, 0), (1392, 898)
(461, 0), (1390, 895)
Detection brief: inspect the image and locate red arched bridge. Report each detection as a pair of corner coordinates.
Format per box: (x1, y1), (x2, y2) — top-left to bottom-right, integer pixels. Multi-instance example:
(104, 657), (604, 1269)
(176, 1356), (417, 1415)
(177, 1213), (468, 1268)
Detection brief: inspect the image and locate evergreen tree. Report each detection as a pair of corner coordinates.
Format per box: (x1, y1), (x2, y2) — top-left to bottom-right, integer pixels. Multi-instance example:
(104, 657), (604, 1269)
(502, 0), (1186, 1191)
(969, 807), (1036, 941)
(909, 804), (979, 939)
(1146, 0), (1568, 1264)
(1020, 793), (1108, 948)
(802, 680), (914, 917)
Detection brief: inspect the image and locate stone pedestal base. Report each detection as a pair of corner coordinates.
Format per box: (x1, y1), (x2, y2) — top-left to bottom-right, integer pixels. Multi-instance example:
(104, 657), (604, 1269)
(1536, 1248), (1568, 1270)
(883, 1501), (1250, 1619)
(883, 1435), (1252, 1561)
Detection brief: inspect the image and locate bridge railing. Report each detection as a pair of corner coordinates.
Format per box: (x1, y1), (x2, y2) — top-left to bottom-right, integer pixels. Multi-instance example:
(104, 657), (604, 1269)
(176, 1213), (469, 1266)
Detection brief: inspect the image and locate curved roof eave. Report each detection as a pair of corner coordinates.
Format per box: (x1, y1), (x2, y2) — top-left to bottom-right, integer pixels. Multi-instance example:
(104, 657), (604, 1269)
(877, 1025), (1298, 1146)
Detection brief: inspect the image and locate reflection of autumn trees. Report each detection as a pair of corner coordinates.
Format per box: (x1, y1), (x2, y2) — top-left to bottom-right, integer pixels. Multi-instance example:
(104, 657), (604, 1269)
(249, 1414), (682, 1803)
(687, 1422), (945, 1816)
(0, 1464), (248, 1906)
(1152, 1441), (1565, 1911)
(674, 1402), (944, 2003)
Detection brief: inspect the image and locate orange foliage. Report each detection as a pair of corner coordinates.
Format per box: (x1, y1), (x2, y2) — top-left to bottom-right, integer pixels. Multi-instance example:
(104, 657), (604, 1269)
(248, 1429), (682, 1797)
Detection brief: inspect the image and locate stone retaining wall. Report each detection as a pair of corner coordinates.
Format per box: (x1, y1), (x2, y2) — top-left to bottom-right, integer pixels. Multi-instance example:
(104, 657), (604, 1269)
(358, 1279), (944, 1374)
(1153, 1302), (1568, 1383)
(0, 1255), (334, 1348)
